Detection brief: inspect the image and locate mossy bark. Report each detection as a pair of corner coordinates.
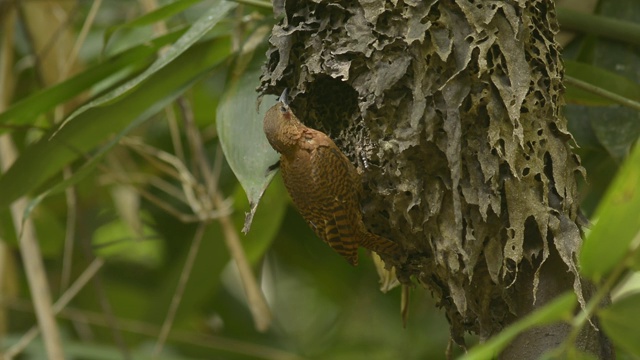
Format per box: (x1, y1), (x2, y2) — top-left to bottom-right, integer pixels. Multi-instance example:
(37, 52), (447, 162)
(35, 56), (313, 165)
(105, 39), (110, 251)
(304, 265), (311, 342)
(260, 0), (612, 357)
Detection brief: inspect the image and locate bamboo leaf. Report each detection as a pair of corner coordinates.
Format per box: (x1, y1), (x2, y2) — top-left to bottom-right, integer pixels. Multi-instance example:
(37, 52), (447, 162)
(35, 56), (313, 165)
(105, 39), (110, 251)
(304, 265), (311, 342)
(460, 293), (576, 360)
(599, 292), (640, 356)
(57, 0), (236, 132)
(103, 0), (202, 47)
(579, 140), (640, 281)
(0, 37), (232, 208)
(0, 30), (183, 129)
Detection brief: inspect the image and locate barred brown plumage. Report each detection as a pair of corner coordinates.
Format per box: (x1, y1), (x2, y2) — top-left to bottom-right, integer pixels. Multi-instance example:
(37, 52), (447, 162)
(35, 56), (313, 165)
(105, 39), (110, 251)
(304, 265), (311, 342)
(263, 89), (402, 266)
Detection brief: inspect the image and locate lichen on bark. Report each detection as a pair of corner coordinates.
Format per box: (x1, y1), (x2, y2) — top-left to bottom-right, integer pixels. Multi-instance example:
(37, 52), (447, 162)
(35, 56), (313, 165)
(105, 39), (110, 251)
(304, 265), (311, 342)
(260, 0), (588, 346)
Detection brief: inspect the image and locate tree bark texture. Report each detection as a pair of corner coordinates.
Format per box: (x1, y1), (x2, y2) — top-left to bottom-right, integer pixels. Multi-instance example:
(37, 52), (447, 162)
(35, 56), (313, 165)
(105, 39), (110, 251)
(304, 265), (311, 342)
(260, 0), (612, 357)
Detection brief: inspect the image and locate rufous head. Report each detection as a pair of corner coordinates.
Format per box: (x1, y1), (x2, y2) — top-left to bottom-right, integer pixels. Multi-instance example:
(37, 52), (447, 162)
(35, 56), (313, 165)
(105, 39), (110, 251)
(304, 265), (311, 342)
(263, 88), (301, 154)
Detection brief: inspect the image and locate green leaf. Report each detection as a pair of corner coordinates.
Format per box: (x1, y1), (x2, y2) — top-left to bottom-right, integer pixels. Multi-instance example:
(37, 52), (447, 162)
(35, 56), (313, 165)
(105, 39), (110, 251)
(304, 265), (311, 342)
(0, 0), (236, 208)
(460, 293), (576, 360)
(564, 61), (640, 107)
(0, 30), (183, 129)
(589, 113), (640, 161)
(233, 175), (288, 262)
(20, 109), (152, 222)
(103, 0), (202, 48)
(579, 140), (640, 281)
(93, 215), (164, 268)
(216, 50), (280, 233)
(58, 0), (235, 130)
(148, 178), (286, 325)
(557, 7), (640, 48)
(0, 36), (232, 209)
(599, 292), (640, 356)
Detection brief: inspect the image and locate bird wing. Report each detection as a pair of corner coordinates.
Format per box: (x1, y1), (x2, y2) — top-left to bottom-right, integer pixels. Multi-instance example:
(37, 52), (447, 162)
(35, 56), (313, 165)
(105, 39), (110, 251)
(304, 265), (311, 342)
(323, 201), (359, 265)
(309, 141), (362, 265)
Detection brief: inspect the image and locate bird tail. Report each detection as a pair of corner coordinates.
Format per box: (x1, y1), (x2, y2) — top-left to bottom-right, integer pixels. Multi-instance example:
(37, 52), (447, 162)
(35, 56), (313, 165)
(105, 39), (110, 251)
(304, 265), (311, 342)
(359, 232), (402, 259)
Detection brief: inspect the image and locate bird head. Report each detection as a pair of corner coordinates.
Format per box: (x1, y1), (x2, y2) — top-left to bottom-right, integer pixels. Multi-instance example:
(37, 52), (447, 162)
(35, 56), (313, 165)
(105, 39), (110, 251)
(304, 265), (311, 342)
(263, 88), (301, 153)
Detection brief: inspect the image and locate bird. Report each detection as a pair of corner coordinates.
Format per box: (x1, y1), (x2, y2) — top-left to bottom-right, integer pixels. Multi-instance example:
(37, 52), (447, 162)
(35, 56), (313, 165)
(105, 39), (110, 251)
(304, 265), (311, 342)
(263, 89), (402, 266)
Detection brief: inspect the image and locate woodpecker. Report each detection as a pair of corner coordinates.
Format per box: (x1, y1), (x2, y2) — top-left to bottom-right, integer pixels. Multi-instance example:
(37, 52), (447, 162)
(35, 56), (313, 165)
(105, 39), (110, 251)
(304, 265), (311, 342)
(263, 89), (401, 265)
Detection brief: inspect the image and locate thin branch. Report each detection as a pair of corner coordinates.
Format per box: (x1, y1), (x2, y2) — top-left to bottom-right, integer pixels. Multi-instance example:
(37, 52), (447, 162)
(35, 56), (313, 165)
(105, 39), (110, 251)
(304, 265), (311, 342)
(99, 169), (190, 207)
(98, 170), (231, 223)
(215, 192), (273, 332)
(179, 97), (204, 180)
(227, 0), (272, 10)
(0, 4), (18, 353)
(177, 97), (217, 194)
(232, 4), (245, 52)
(80, 235), (130, 359)
(124, 139), (185, 180)
(57, 0), (101, 299)
(122, 138), (212, 218)
(0, 139), (64, 359)
(152, 222), (207, 356)
(557, 7), (640, 47)
(60, 0), (102, 79)
(564, 75), (640, 112)
(134, 187), (208, 223)
(93, 268), (131, 359)
(60, 169), (77, 292)
(5, 299), (306, 360)
(148, 176), (189, 203)
(177, 96), (272, 332)
(166, 105), (186, 163)
(4, 258), (105, 359)
(138, 0), (168, 38)
(210, 142), (225, 201)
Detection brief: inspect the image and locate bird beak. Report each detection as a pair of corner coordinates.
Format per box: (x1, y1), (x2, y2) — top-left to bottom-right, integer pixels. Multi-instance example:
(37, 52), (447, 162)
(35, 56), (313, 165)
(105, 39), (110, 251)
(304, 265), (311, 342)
(278, 88), (289, 106)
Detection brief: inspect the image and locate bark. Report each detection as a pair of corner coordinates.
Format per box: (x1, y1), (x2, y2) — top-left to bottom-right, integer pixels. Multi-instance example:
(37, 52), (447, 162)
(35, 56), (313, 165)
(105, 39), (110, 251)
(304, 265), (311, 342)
(260, 0), (613, 357)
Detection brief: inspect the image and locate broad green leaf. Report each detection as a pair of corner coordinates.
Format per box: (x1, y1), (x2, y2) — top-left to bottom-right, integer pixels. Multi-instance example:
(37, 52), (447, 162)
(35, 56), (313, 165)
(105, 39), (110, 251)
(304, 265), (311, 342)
(0, 30), (183, 129)
(589, 113), (640, 161)
(103, 0), (202, 48)
(0, 37), (232, 209)
(460, 293), (576, 360)
(599, 292), (640, 356)
(564, 61), (640, 106)
(234, 175), (288, 262)
(633, 245), (640, 272)
(216, 49), (279, 233)
(579, 140), (640, 281)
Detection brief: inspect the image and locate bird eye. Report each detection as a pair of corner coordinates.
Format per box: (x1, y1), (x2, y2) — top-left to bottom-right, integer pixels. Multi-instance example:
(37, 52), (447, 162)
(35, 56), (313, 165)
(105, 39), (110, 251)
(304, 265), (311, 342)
(280, 105), (287, 113)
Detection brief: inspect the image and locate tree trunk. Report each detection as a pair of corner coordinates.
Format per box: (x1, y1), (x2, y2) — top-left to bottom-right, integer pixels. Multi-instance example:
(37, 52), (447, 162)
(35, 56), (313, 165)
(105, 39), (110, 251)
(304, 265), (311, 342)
(260, 0), (613, 357)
